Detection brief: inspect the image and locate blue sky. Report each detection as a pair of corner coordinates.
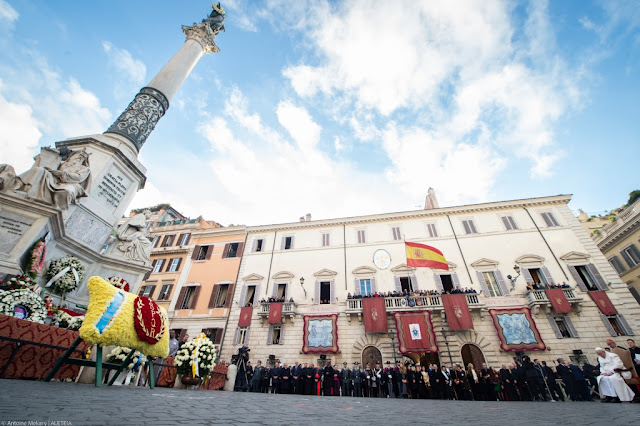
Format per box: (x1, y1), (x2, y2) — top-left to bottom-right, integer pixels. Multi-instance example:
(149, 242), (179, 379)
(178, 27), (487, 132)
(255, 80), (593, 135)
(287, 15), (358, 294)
(0, 1), (638, 226)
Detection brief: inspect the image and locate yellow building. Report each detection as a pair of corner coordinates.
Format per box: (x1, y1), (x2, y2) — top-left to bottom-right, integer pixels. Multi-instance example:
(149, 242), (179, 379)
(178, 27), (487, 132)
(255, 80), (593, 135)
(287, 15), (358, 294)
(593, 197), (640, 303)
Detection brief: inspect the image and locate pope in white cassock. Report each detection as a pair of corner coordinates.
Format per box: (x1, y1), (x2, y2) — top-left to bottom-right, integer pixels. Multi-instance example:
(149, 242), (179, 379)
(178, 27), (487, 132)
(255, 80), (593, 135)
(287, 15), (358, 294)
(595, 347), (635, 402)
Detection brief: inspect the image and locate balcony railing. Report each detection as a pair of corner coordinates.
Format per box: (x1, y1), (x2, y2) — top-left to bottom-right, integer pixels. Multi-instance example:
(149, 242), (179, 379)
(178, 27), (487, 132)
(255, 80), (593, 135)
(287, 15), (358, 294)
(257, 302), (297, 318)
(345, 294), (484, 314)
(525, 289), (583, 314)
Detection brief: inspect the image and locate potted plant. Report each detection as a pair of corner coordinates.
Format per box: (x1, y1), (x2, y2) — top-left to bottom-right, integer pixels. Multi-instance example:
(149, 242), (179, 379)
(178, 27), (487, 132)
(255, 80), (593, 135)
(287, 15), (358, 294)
(175, 334), (217, 387)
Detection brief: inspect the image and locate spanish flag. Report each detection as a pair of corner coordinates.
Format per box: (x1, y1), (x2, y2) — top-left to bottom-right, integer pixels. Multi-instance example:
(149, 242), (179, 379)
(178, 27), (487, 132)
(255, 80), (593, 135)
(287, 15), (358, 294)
(405, 242), (448, 270)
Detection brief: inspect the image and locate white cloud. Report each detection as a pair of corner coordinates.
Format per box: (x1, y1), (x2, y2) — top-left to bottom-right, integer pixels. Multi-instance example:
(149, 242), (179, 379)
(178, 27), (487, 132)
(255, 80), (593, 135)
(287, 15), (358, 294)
(276, 101), (321, 149)
(0, 86), (42, 171)
(0, 0), (18, 24)
(102, 41), (146, 99)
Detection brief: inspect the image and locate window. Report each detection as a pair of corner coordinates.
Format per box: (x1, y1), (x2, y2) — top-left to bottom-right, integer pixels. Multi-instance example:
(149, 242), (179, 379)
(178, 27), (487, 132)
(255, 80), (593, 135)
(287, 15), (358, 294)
(253, 238), (264, 252)
(462, 219), (478, 235)
(426, 223), (438, 238)
(481, 271), (503, 297)
(178, 233), (190, 246)
(440, 275), (454, 293)
(540, 212), (560, 227)
(235, 327), (249, 345)
(214, 284), (230, 308)
(245, 285), (257, 307)
(359, 279), (372, 296)
(276, 283), (287, 299)
(268, 325), (283, 345)
(139, 285), (155, 298)
(621, 244), (640, 268)
(152, 236), (160, 248)
(180, 286), (196, 310)
(549, 316), (578, 338)
(602, 314), (634, 337)
(501, 215), (518, 231)
(224, 242), (242, 258)
(573, 265), (600, 291)
(400, 277), (413, 292)
(161, 234), (175, 247)
(196, 246), (209, 261)
(322, 233), (330, 247)
(357, 230), (366, 244)
(202, 328), (223, 344)
(152, 259), (165, 273)
(609, 256), (626, 275)
(320, 281), (331, 304)
(527, 268), (548, 285)
(158, 284), (172, 301)
(282, 236), (293, 250)
(167, 258), (181, 272)
(391, 226), (402, 241)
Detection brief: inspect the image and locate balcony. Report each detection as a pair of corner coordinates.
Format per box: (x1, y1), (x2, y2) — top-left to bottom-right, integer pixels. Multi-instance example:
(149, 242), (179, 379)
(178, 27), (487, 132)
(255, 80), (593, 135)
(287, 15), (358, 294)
(345, 294), (485, 322)
(257, 302), (297, 322)
(525, 288), (584, 315)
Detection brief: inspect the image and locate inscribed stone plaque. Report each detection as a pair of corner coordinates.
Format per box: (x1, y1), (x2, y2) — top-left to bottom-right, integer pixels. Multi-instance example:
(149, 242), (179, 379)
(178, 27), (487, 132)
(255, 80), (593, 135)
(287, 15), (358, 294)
(65, 208), (112, 252)
(0, 211), (35, 254)
(92, 164), (132, 212)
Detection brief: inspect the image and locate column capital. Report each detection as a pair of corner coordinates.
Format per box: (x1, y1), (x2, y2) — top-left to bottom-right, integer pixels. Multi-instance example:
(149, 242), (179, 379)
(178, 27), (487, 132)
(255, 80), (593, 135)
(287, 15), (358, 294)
(182, 3), (226, 54)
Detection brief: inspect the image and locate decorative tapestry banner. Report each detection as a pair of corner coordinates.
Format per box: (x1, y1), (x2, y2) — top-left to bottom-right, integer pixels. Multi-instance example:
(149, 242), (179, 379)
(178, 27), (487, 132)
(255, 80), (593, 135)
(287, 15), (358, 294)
(302, 314), (339, 354)
(488, 307), (546, 352)
(442, 294), (474, 330)
(545, 289), (572, 313)
(393, 311), (438, 354)
(363, 297), (388, 333)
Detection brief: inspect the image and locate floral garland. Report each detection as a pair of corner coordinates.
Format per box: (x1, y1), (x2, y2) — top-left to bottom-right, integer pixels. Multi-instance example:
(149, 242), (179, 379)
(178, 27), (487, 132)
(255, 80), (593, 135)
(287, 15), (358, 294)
(0, 289), (48, 323)
(56, 310), (84, 331)
(26, 240), (46, 278)
(175, 334), (217, 378)
(106, 346), (144, 371)
(45, 256), (85, 295)
(6, 275), (38, 291)
(108, 276), (130, 292)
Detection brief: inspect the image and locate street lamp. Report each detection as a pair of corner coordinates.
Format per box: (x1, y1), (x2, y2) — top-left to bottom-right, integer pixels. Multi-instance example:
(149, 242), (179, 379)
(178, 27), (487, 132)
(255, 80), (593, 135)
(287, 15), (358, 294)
(300, 277), (307, 298)
(441, 327), (453, 365)
(389, 329), (398, 363)
(507, 265), (521, 291)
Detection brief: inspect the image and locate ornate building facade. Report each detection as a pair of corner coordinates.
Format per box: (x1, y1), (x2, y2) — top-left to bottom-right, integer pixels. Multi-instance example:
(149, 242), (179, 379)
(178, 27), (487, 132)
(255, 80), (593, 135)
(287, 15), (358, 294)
(219, 194), (639, 369)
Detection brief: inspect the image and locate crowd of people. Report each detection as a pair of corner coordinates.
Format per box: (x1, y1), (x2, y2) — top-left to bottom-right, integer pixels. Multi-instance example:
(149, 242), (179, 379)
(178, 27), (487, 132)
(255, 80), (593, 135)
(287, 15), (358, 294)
(347, 288), (478, 300)
(237, 339), (640, 403)
(259, 296), (295, 304)
(526, 282), (572, 291)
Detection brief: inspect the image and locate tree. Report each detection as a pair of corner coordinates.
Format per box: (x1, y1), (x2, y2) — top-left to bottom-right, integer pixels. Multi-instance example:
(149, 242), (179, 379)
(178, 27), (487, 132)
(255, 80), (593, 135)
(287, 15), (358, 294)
(627, 190), (640, 207)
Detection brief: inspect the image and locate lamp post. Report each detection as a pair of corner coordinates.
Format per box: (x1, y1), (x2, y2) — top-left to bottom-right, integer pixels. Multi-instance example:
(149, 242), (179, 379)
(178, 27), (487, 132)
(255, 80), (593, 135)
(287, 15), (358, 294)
(389, 330), (398, 364)
(300, 277), (307, 298)
(507, 265), (521, 291)
(441, 327), (453, 365)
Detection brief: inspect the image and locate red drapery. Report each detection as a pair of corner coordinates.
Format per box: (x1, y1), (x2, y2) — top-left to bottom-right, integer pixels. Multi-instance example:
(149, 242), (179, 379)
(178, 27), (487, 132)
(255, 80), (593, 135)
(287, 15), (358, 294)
(268, 303), (283, 324)
(363, 297), (388, 333)
(545, 289), (572, 313)
(393, 311), (438, 354)
(589, 291), (617, 315)
(442, 294), (474, 330)
(238, 307), (253, 327)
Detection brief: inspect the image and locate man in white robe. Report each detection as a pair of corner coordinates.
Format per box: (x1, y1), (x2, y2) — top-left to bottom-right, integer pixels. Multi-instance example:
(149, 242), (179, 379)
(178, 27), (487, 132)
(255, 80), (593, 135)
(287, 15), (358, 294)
(595, 347), (635, 402)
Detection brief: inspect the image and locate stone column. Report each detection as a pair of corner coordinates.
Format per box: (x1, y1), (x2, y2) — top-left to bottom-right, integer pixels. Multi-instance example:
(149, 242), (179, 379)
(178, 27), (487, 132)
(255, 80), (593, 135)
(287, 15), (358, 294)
(104, 5), (225, 153)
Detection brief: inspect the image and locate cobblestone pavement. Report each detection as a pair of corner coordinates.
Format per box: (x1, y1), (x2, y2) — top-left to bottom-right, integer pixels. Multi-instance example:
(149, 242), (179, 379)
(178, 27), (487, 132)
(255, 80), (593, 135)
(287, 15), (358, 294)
(0, 379), (636, 426)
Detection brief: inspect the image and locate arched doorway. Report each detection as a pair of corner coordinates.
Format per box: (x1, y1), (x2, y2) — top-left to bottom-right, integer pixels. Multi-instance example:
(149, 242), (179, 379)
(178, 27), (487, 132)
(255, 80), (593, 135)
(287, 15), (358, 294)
(419, 352), (441, 368)
(461, 343), (486, 369)
(362, 346), (382, 368)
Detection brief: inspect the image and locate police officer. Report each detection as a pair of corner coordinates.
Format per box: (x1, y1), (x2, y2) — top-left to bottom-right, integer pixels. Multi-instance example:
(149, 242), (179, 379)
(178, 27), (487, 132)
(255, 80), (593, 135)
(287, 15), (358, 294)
(340, 362), (352, 396)
(353, 362), (363, 397)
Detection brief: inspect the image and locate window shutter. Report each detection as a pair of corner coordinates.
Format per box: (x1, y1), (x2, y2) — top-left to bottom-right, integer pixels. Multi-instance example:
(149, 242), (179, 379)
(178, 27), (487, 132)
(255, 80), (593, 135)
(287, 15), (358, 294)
(224, 284), (234, 308)
(540, 266), (554, 284)
(547, 317), (563, 339)
(138, 286), (146, 296)
(267, 326), (273, 345)
(279, 325), (284, 345)
(209, 285), (220, 309)
(239, 285), (248, 307)
(541, 213), (552, 227)
(244, 327), (251, 345)
(371, 277), (377, 294)
(175, 287), (187, 310)
(184, 234), (191, 246)
(476, 271), (491, 296)
(252, 239), (258, 252)
(621, 250), (635, 268)
(190, 286), (201, 309)
(272, 282), (278, 298)
(151, 259), (157, 271)
(495, 270), (509, 295)
(205, 245), (214, 260)
(587, 264), (607, 290)
(617, 314), (635, 336)
(329, 280), (335, 304)
(564, 316), (579, 338)
(177, 234), (183, 246)
(501, 216), (512, 230)
(233, 328), (239, 345)
(394, 277), (402, 292)
(290, 236), (295, 249)
(354, 279), (361, 296)
(568, 266), (587, 292)
(315, 281), (321, 304)
(236, 242), (244, 257)
(451, 273), (461, 289)
(600, 314), (617, 336)
(281, 237), (286, 251)
(162, 235), (169, 246)
(522, 268), (534, 286)
(148, 285), (156, 299)
(192, 245), (201, 260)
(163, 259), (171, 272)
(462, 221), (471, 234)
(410, 274), (419, 290)
(214, 328), (223, 344)
(176, 258), (182, 271)
(159, 284), (168, 300)
(433, 274), (444, 293)
(253, 284), (261, 304)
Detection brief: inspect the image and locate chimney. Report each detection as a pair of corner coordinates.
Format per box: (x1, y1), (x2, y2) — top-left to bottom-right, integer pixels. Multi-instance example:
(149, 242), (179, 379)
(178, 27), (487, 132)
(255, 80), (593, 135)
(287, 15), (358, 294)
(299, 217), (305, 222)
(424, 187), (440, 210)
(305, 213), (311, 222)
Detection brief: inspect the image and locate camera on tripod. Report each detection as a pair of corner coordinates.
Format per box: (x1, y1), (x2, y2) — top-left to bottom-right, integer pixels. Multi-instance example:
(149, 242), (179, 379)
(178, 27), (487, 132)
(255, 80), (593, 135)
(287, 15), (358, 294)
(232, 346), (250, 365)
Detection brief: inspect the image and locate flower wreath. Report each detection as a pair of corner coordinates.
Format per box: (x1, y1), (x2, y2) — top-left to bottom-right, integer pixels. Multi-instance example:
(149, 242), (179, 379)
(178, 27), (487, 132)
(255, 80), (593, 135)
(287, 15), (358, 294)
(106, 346), (144, 371)
(175, 334), (218, 378)
(6, 275), (37, 291)
(45, 256), (85, 295)
(0, 289), (48, 323)
(107, 276), (130, 292)
(26, 240), (46, 278)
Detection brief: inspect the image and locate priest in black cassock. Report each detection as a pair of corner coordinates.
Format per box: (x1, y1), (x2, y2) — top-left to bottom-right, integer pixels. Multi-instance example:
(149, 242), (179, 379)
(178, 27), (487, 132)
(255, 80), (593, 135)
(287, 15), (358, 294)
(271, 361), (282, 394)
(323, 360), (335, 396)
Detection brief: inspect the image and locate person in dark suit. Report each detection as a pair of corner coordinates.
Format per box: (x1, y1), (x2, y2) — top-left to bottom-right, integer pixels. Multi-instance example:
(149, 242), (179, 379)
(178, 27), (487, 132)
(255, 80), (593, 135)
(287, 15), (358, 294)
(626, 339), (640, 376)
(568, 361), (591, 401)
(541, 361), (564, 401)
(556, 358), (575, 401)
(353, 362), (363, 397)
(270, 361), (282, 394)
(323, 360), (335, 396)
(292, 361), (302, 394)
(500, 363), (517, 401)
(245, 361), (254, 392)
(252, 360), (264, 392)
(280, 363), (292, 394)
